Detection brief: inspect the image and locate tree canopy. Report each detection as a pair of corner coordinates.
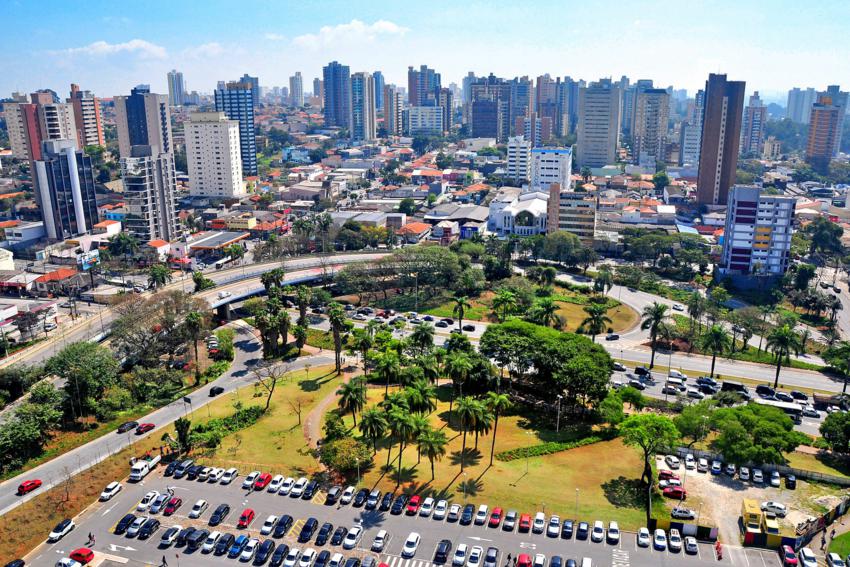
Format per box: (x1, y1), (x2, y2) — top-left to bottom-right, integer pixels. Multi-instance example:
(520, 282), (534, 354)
(709, 403), (808, 465)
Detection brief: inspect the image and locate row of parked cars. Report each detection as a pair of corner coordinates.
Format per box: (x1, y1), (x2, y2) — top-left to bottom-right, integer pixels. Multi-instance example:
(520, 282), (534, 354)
(349, 307), (477, 332)
(663, 454), (797, 489)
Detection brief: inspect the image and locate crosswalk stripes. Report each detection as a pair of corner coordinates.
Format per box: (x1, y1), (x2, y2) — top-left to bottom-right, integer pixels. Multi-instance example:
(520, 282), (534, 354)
(289, 517), (306, 537)
(312, 489), (327, 505)
(382, 555), (434, 567)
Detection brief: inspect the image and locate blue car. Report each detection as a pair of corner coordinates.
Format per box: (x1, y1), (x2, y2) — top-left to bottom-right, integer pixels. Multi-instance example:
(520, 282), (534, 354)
(228, 534), (249, 558)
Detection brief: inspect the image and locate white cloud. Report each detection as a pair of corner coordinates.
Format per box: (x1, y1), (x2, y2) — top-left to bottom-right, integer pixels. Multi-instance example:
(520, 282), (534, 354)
(56, 39), (167, 59)
(293, 19), (408, 50)
(264, 33), (286, 41)
(181, 42), (227, 59)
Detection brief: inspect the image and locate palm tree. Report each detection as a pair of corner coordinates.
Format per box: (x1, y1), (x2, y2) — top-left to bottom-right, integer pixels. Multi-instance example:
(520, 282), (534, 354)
(686, 292), (707, 333)
(472, 405), (493, 450)
(540, 266), (557, 287)
(699, 324), (731, 378)
(452, 294), (472, 333)
(276, 311), (291, 353)
(358, 407), (387, 454)
(348, 328), (373, 366)
(337, 378), (367, 425)
(594, 267), (614, 295)
(374, 349), (401, 395)
(641, 302), (670, 369)
(456, 396), (478, 471)
(327, 302), (351, 373)
(417, 429), (448, 480)
(293, 324), (308, 355)
(416, 353), (441, 384)
(824, 341), (850, 394)
(409, 324), (435, 356)
(406, 378), (438, 415)
(184, 311), (205, 385)
(148, 264), (172, 289)
(485, 392), (512, 466)
(260, 267), (285, 291)
(581, 304), (612, 342)
(529, 297), (560, 328)
(766, 325), (803, 389)
(491, 289), (517, 322)
(444, 351), (472, 417)
(410, 415), (431, 463)
(756, 304), (777, 353)
(389, 409), (415, 486)
(798, 329), (811, 355)
(295, 286), (312, 326)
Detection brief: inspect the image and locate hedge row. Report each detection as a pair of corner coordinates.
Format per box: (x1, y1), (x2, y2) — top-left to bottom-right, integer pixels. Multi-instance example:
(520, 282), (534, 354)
(494, 433), (613, 462)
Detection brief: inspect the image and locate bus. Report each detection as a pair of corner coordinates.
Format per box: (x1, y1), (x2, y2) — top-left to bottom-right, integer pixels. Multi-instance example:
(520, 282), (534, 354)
(754, 398), (803, 423)
(213, 256), (233, 270)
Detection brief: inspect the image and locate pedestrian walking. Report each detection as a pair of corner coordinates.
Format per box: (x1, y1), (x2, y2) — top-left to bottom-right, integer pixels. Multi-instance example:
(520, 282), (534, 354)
(161, 556), (168, 567)
(822, 534), (827, 549)
(507, 554), (511, 562)
(832, 528), (837, 539)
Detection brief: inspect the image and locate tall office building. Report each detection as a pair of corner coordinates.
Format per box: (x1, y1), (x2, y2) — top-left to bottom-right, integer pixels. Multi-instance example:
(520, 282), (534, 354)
(113, 85), (172, 158)
(373, 71), (385, 111)
(679, 89), (704, 166)
(185, 112), (244, 198)
(408, 65), (441, 106)
(289, 72), (304, 107)
(323, 61), (351, 129)
(312, 78), (324, 107)
(438, 88), (453, 132)
(576, 79), (621, 168)
(632, 88), (669, 167)
(239, 74), (260, 107)
(509, 76), (533, 135)
(68, 84), (104, 147)
(167, 70), (185, 106)
(506, 136), (532, 184)
(530, 147), (573, 192)
(383, 85), (404, 136)
(121, 146), (179, 242)
(350, 72), (376, 141)
(806, 95), (843, 173)
(786, 87), (818, 124)
(5, 92), (77, 161)
(214, 82), (257, 176)
(740, 92), (767, 156)
(535, 74), (559, 138)
(622, 80), (654, 136)
(469, 75), (512, 142)
(719, 185), (794, 279)
(33, 139), (98, 240)
(696, 73), (745, 205)
(819, 85), (848, 153)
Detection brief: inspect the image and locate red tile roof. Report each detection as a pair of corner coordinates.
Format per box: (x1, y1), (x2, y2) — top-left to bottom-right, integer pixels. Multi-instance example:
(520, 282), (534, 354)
(36, 268), (78, 283)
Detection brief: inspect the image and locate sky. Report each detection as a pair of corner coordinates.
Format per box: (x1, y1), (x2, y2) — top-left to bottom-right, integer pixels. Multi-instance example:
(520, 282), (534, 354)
(2, 0), (849, 105)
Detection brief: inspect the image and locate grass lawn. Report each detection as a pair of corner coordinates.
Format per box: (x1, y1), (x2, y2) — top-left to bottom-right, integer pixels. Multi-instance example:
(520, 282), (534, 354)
(830, 531), (850, 558)
(556, 301), (639, 334)
(786, 452), (850, 479)
(344, 386), (661, 531)
(422, 292), (494, 322)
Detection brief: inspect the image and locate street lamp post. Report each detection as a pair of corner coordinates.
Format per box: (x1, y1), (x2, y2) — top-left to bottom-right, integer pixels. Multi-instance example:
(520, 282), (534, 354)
(556, 395), (563, 433)
(356, 458), (361, 485)
(575, 488), (579, 519)
(463, 472), (468, 501)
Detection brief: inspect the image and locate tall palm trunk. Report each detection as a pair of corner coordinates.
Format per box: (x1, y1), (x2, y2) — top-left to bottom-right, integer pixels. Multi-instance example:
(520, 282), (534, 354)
(489, 414), (500, 466)
(396, 440), (405, 486)
(460, 426), (468, 471)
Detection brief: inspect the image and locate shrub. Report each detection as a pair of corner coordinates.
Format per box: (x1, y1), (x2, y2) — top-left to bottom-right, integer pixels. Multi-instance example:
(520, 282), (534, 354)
(494, 432), (614, 462)
(215, 328), (235, 361)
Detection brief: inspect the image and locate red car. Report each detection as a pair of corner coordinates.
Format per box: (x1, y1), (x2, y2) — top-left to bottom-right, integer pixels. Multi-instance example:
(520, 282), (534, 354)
(237, 508), (255, 528)
(488, 507), (503, 528)
(518, 513), (532, 532)
(406, 495), (421, 515)
(135, 423), (155, 435)
(662, 486), (687, 499)
(780, 545), (798, 566)
(658, 469), (679, 481)
(17, 479), (42, 495)
(253, 473), (272, 490)
(70, 547), (94, 564)
(163, 497), (182, 516)
(517, 554), (532, 567)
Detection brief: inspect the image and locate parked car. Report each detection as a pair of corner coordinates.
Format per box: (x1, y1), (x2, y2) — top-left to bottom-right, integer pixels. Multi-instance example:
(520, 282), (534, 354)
(798, 547), (818, 567)
(685, 536), (699, 555)
(663, 486), (687, 499)
(590, 521), (605, 542)
(434, 499), (448, 520)
(315, 523), (334, 546)
(561, 519), (573, 539)
(434, 539), (452, 563)
(671, 507), (696, 520)
(406, 494), (422, 515)
(342, 526), (362, 550)
(117, 421), (139, 434)
(607, 522), (620, 544)
(420, 497), (435, 517)
(489, 507), (503, 528)
(826, 553), (845, 567)
(238, 508), (256, 529)
(138, 518), (161, 540)
(48, 519), (75, 542)
(664, 455), (681, 469)
(273, 516), (295, 539)
(402, 532), (421, 558)
(163, 497), (183, 516)
(353, 488), (368, 507)
(452, 544), (469, 567)
(209, 503), (230, 526)
(637, 527), (651, 547)
(761, 501), (788, 517)
(547, 515), (561, 538)
(668, 529), (683, 552)
(653, 529), (667, 550)
(114, 513), (136, 535)
(475, 504), (489, 525)
(135, 423), (155, 434)
(740, 466), (751, 481)
(99, 481), (122, 501)
(160, 526), (181, 547)
(576, 522), (589, 540)
(220, 467), (238, 484)
(261, 515), (280, 536)
(298, 518), (318, 543)
(371, 530), (388, 552)
(532, 512), (546, 533)
(771, 471), (782, 487)
(786, 475), (797, 489)
(753, 469), (764, 483)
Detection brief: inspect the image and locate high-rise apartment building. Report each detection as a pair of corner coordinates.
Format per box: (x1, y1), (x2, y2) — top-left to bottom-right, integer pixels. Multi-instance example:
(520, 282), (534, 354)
(763, 136), (782, 160)
(546, 184), (597, 244)
(407, 65), (441, 106)
(531, 147), (573, 192)
(350, 72), (376, 141)
(407, 106), (444, 136)
(121, 146), (179, 243)
(515, 113), (552, 148)
(114, 85), (172, 158)
(506, 136), (532, 184)
(312, 78), (323, 107)
(806, 95), (843, 173)
(289, 72), (304, 107)
(740, 92), (767, 156)
(819, 85), (848, 153)
(632, 88), (669, 167)
(68, 84), (104, 148)
(323, 61), (351, 129)
(679, 89), (704, 166)
(185, 112), (244, 198)
(786, 87), (818, 124)
(438, 88), (453, 132)
(373, 71), (385, 111)
(214, 82), (257, 176)
(239, 74), (259, 107)
(576, 79), (621, 168)
(468, 75), (512, 142)
(696, 73), (745, 205)
(167, 70), (185, 106)
(33, 139), (98, 240)
(622, 80), (654, 137)
(382, 85), (404, 136)
(719, 185), (795, 279)
(5, 93), (77, 161)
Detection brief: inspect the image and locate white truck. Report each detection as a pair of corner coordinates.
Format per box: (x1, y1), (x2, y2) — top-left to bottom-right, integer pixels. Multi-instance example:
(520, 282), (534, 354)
(129, 453), (161, 482)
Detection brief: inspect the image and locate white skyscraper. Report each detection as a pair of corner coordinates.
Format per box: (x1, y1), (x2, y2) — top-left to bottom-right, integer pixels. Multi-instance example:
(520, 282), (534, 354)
(167, 69), (185, 106)
(506, 136), (532, 183)
(185, 112), (245, 198)
(289, 72), (304, 107)
(632, 88), (669, 167)
(530, 147), (573, 192)
(576, 79), (621, 168)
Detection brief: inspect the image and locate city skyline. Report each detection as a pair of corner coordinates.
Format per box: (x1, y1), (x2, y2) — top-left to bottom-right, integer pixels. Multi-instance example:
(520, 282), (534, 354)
(3, 0), (850, 103)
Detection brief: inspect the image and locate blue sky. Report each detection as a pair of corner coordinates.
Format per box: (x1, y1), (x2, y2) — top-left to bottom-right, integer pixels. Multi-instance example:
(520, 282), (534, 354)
(2, 0), (849, 103)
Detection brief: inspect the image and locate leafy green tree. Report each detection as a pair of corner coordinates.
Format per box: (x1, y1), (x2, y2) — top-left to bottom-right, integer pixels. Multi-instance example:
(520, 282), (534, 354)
(148, 264), (172, 289)
(620, 414), (680, 524)
(820, 411), (850, 453)
(581, 303), (612, 342)
(175, 417), (192, 453)
(398, 198), (417, 216)
(652, 170), (670, 191)
(192, 271), (215, 292)
(710, 403), (807, 465)
(766, 325), (802, 388)
(320, 437), (372, 475)
(47, 342), (119, 420)
(640, 302), (670, 369)
(674, 400), (714, 447)
(699, 324), (731, 378)
(805, 216), (843, 256)
(824, 341), (850, 394)
(323, 411), (349, 441)
(599, 390), (625, 426)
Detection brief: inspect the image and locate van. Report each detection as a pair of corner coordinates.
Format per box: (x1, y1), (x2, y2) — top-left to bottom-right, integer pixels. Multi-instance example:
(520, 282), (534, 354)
(173, 459), (194, 479)
(668, 370), (687, 380)
(666, 377), (686, 390)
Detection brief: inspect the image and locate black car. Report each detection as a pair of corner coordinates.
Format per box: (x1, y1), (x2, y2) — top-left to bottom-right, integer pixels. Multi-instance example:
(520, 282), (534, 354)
(756, 384), (775, 398)
(316, 522), (334, 546)
(330, 526), (347, 546)
(790, 390), (809, 401)
(302, 481), (318, 500)
(628, 379), (646, 390)
(460, 504), (475, 525)
(173, 459), (194, 479)
(315, 550), (331, 567)
(325, 486), (342, 505)
(273, 515), (294, 539)
(254, 539), (276, 565)
(483, 548), (499, 567)
(270, 544), (290, 567)
(696, 376), (718, 387)
(114, 513), (136, 535)
(379, 492), (394, 511)
(635, 366), (651, 376)
(576, 522), (589, 540)
(344, 559), (361, 567)
(186, 464), (204, 480)
(4, 560), (25, 567)
(786, 474), (797, 489)
(215, 533), (236, 556)
(550, 557), (563, 567)
(138, 518), (161, 540)
(699, 384), (719, 395)
(561, 519), (573, 538)
(186, 528), (209, 550)
(210, 503), (231, 526)
(117, 421), (139, 434)
(565, 561), (577, 567)
(164, 460), (179, 476)
(353, 488), (369, 507)
(390, 494), (408, 515)
(434, 539), (452, 563)
(209, 386), (225, 397)
(462, 324), (475, 332)
(298, 517), (318, 543)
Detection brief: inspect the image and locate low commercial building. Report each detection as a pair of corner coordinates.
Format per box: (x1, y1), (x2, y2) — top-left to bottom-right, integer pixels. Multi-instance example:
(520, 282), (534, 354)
(489, 190), (549, 237)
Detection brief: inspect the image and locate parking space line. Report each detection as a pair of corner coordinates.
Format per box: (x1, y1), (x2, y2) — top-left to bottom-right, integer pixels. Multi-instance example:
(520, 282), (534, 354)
(312, 489), (327, 505)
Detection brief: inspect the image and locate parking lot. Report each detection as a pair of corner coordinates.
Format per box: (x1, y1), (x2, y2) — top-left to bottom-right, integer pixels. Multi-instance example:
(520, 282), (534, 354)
(27, 467), (783, 567)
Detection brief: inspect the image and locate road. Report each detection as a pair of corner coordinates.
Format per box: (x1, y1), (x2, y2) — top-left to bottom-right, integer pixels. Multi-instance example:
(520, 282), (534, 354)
(0, 320), (334, 519)
(25, 470), (781, 567)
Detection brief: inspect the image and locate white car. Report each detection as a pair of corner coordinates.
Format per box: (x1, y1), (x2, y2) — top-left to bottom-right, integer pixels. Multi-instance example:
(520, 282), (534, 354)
(607, 521), (620, 544)
(420, 497), (435, 517)
(48, 519), (75, 542)
(684, 454), (696, 469)
(665, 455), (681, 469)
(547, 515), (561, 537)
(279, 477), (295, 495)
(241, 538), (260, 562)
(452, 544), (469, 567)
(697, 458), (709, 472)
(827, 553), (846, 567)
(299, 548), (317, 567)
(740, 466), (751, 481)
(591, 520), (605, 542)
(127, 515), (148, 537)
(475, 504), (489, 525)
(242, 471), (261, 489)
(149, 492), (170, 514)
(799, 547), (818, 567)
(161, 525), (181, 547)
(55, 559), (82, 567)
(371, 530), (388, 552)
(198, 466), (211, 481)
(433, 499), (448, 520)
(269, 474), (285, 493)
(188, 499), (208, 519)
(684, 536), (698, 554)
(342, 525), (363, 549)
(218, 291), (232, 299)
(402, 532), (421, 558)
(220, 467), (238, 484)
(340, 486), (356, 504)
(668, 529), (682, 552)
(533, 554), (546, 567)
(653, 528), (667, 550)
(283, 549), (301, 567)
(99, 481), (122, 501)
(202, 531), (221, 553)
(137, 490), (160, 512)
(261, 515), (280, 535)
(673, 304), (685, 311)
(328, 553), (344, 567)
(448, 503), (461, 522)
(637, 527), (651, 547)
(467, 546), (484, 567)
(208, 468), (224, 482)
(770, 471), (781, 487)
(532, 512), (546, 533)
(752, 468), (764, 483)
(290, 477), (308, 497)
(761, 501), (788, 517)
